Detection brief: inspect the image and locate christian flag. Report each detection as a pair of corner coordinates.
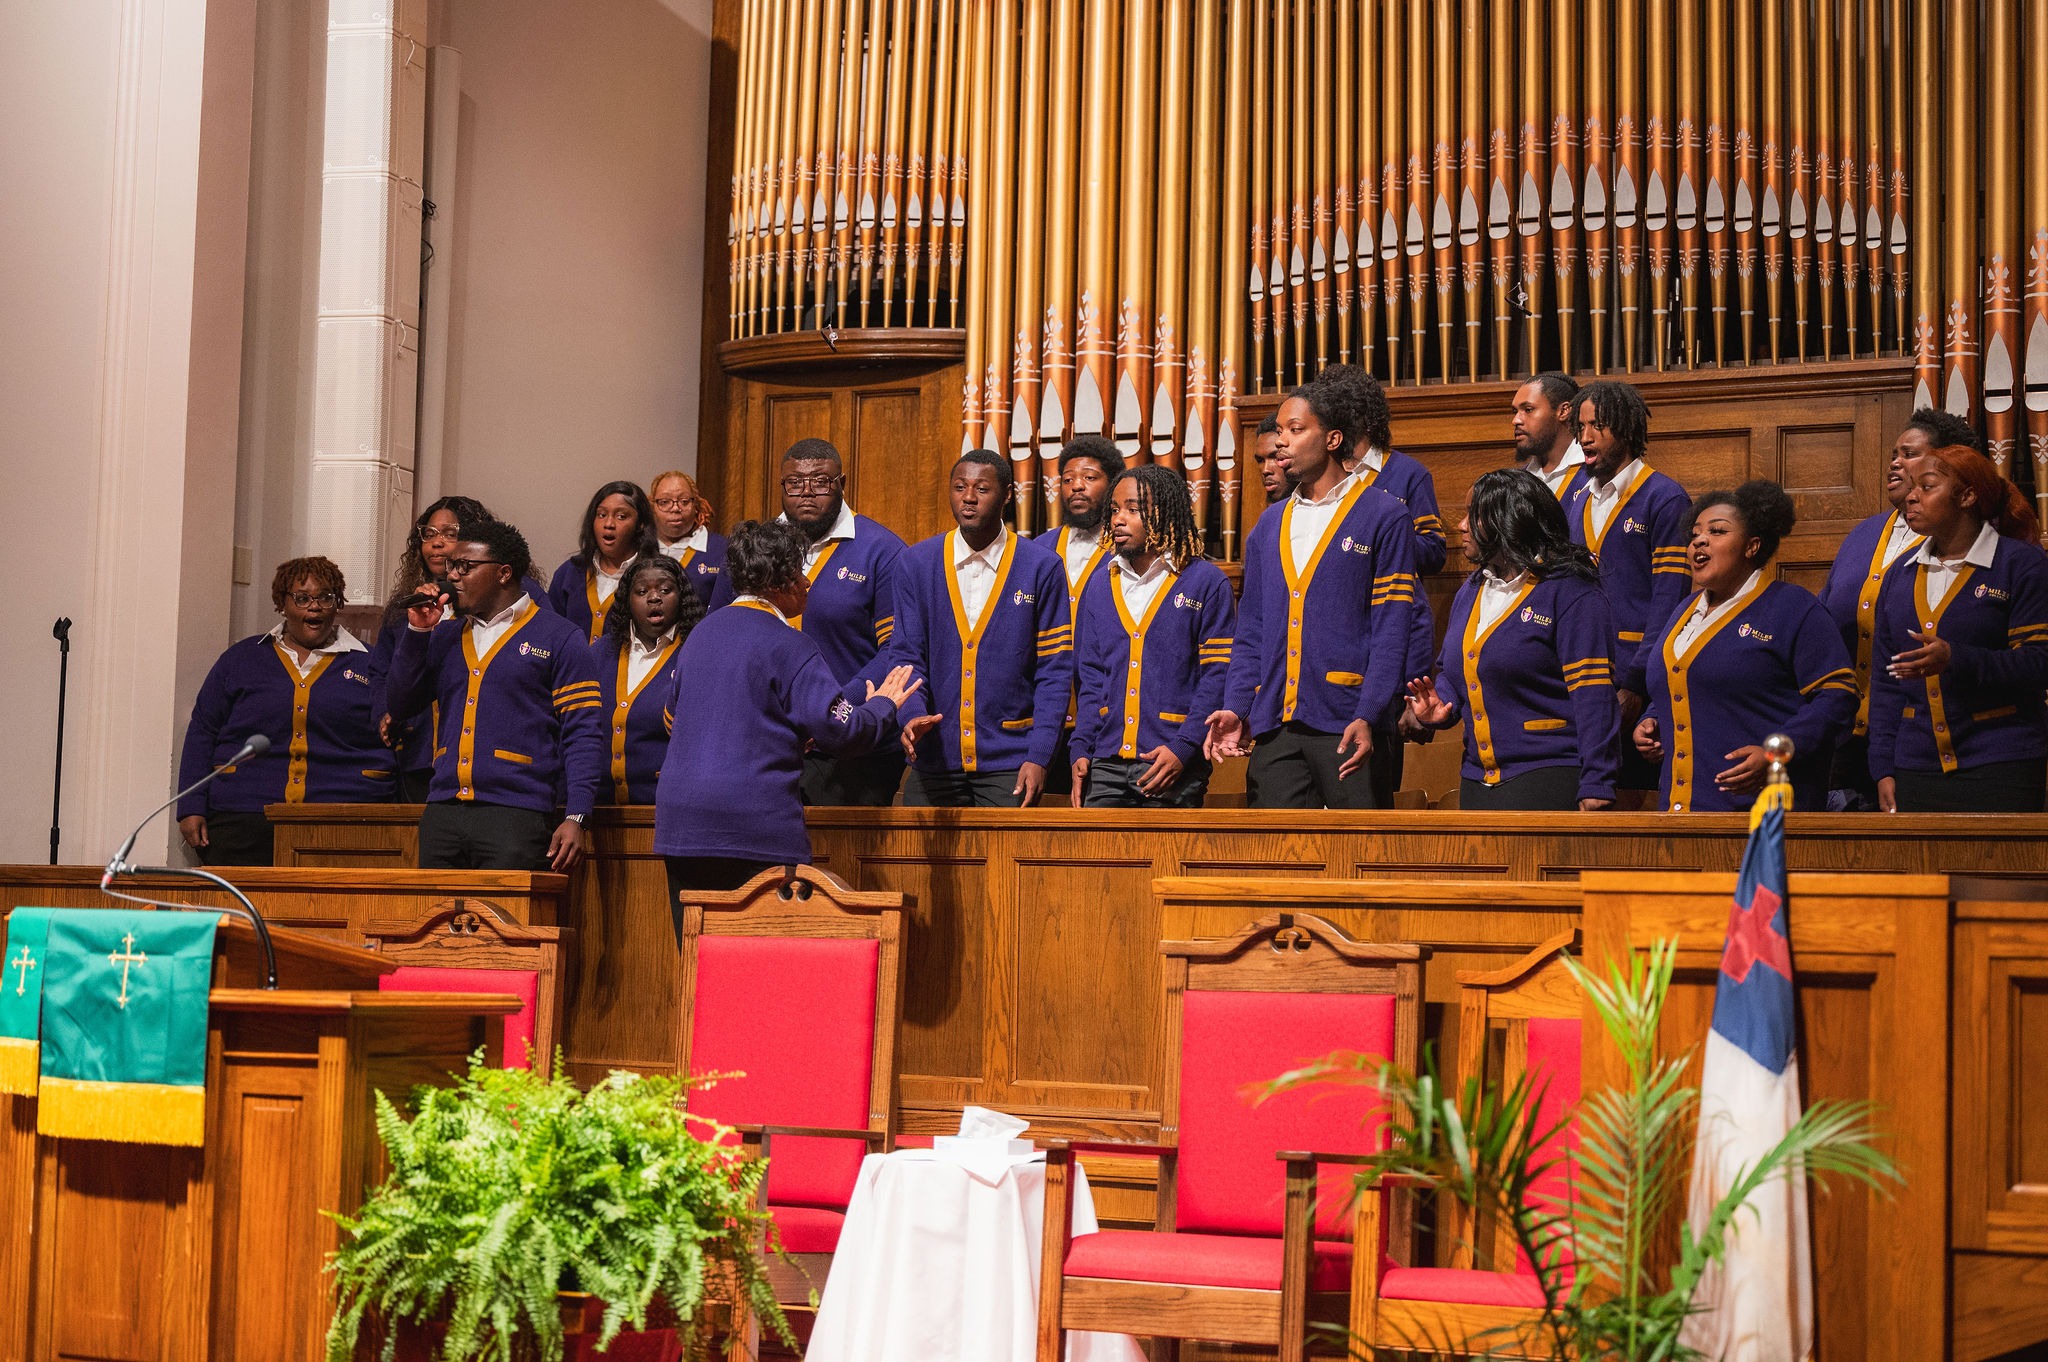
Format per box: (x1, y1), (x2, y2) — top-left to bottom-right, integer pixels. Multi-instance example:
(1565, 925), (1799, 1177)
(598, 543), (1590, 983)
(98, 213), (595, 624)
(1679, 781), (1812, 1361)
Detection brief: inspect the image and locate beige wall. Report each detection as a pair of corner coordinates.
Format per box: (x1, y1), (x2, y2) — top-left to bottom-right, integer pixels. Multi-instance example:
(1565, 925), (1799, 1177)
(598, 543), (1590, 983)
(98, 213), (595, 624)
(431, 0), (712, 576)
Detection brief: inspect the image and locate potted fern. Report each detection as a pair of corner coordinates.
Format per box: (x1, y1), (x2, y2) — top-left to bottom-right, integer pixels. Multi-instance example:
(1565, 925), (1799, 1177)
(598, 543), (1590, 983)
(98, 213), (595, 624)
(325, 1057), (790, 1362)
(1264, 940), (1899, 1360)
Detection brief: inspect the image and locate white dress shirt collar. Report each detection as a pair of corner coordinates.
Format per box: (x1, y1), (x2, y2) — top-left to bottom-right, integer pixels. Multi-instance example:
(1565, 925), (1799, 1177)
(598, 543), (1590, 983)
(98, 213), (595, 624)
(466, 593), (534, 653)
(269, 624), (367, 677)
(1474, 570), (1529, 633)
(1352, 445), (1388, 474)
(1291, 466), (1363, 509)
(660, 527), (709, 556)
(1588, 455), (1642, 498)
(733, 593), (791, 625)
(1911, 518), (2001, 571)
(1673, 569), (1764, 655)
(1540, 441), (1586, 495)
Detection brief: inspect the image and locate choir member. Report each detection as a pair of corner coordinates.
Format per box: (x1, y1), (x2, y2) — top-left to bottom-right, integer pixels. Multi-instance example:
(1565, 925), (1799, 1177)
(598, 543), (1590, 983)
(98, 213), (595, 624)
(1038, 434), (1126, 798)
(892, 450), (1075, 807)
(1564, 379), (1693, 793)
(549, 480), (659, 644)
(1510, 372), (1586, 499)
(177, 557), (392, 865)
(1635, 481), (1859, 812)
(1404, 469), (1620, 811)
(1868, 445), (2048, 813)
(592, 555), (705, 803)
(388, 520), (606, 871)
(1817, 409), (1977, 808)
(1204, 377), (1421, 808)
(1254, 414), (1293, 504)
(649, 469), (726, 607)
(1070, 465), (1236, 808)
(653, 520), (921, 917)
(710, 437), (910, 804)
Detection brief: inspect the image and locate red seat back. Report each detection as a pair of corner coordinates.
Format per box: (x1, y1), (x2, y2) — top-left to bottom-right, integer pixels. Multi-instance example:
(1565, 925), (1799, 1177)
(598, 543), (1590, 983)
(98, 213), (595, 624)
(1518, 1017), (1581, 1274)
(1175, 989), (1396, 1238)
(378, 966), (540, 1070)
(687, 935), (879, 1209)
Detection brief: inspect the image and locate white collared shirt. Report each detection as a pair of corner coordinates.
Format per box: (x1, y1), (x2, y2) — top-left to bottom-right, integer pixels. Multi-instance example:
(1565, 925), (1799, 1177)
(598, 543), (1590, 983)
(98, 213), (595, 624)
(659, 527), (709, 560)
(593, 556), (634, 605)
(624, 627), (679, 692)
(1539, 441), (1586, 498)
(1912, 519), (2001, 613)
(784, 500), (859, 572)
(1881, 512), (1924, 571)
(1061, 524), (1105, 588)
(269, 623), (368, 678)
(1474, 570), (1529, 633)
(1585, 456), (1643, 537)
(1351, 445), (1388, 475)
(467, 593), (533, 653)
(1111, 552), (1172, 621)
(952, 529), (1011, 630)
(734, 592), (791, 625)
(1285, 468), (1363, 571)
(1673, 569), (1763, 655)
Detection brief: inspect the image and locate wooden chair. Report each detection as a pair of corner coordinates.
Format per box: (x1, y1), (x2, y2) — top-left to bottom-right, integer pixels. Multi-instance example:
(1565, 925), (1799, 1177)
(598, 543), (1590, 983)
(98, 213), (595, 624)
(674, 864), (906, 1350)
(1350, 929), (1583, 1357)
(362, 898), (569, 1075)
(1037, 912), (1426, 1362)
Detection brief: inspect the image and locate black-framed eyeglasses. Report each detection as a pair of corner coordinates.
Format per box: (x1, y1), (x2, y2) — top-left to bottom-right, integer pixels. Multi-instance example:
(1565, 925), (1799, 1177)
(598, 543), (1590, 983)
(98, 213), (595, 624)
(288, 592), (341, 608)
(447, 559), (506, 577)
(652, 495), (697, 511)
(419, 526), (462, 543)
(781, 475), (843, 495)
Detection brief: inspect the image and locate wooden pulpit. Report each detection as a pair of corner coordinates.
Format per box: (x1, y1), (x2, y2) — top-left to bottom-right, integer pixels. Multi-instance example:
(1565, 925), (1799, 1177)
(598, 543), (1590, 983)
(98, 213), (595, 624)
(0, 915), (520, 1362)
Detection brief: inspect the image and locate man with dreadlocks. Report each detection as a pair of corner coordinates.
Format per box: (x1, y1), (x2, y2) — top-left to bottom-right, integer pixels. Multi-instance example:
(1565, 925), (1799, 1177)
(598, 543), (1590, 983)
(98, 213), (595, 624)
(1069, 465), (1237, 807)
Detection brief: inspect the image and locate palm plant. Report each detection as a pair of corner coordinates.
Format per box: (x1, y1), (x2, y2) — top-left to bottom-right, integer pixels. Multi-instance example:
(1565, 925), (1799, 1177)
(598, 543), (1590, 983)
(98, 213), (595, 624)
(1261, 939), (1898, 1360)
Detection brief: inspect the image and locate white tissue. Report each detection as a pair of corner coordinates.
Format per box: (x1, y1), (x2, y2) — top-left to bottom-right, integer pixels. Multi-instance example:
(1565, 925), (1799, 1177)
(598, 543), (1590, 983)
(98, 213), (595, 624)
(954, 1105), (1030, 1140)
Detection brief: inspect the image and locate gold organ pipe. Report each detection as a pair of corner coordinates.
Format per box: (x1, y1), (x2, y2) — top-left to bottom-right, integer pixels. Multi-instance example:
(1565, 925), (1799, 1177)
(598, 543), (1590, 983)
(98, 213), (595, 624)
(2027, 0), (2048, 517)
(1614, 0), (1642, 367)
(1312, 0), (1335, 376)
(1889, 0), (1910, 360)
(1862, 0), (1886, 352)
(960, 0), (993, 442)
(1761, 0), (1786, 360)
(806, 0), (844, 330)
(769, 0), (804, 331)
(1011, 0), (1050, 525)
(1585, 0), (1613, 371)
(1942, 0), (1978, 425)
(1357, 0), (1381, 376)
(1984, 0), (2020, 471)
(945, 1), (970, 328)
(1248, 0), (1270, 392)
(899, 0), (935, 324)
(1383, 0), (1408, 381)
(1517, 0), (1548, 374)
(1814, 0), (1837, 361)
(1732, 0), (1758, 361)
(1187, 0), (1224, 533)
(1836, 0), (1862, 355)
(1290, 0), (1313, 385)
(1272, 0), (1294, 389)
(1221, 0), (1252, 556)
(1487, 0), (1513, 378)
(1116, 0), (1157, 458)
(830, 0), (869, 326)
(877, 0), (912, 326)
(1910, 0), (1940, 408)
(1675, 0), (1702, 367)
(1702, 0), (1729, 363)
(1076, 0), (1119, 436)
(1787, 0), (1812, 360)
(730, 0), (760, 337)
(923, 0), (955, 326)
(1431, 0), (1457, 380)
(854, 0), (888, 326)
(1457, 0), (1485, 379)
(1552, 0), (1582, 374)
(985, 0), (1019, 454)
(1645, 0), (1673, 369)
(1040, 0), (1082, 504)
(1406, 0), (1430, 382)
(1335, 0), (1357, 364)
(1155, 0), (1191, 470)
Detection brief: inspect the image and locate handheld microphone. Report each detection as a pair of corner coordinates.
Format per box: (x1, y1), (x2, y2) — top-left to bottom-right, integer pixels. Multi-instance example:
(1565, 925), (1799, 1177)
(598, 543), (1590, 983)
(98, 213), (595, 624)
(397, 578), (453, 613)
(101, 732), (280, 988)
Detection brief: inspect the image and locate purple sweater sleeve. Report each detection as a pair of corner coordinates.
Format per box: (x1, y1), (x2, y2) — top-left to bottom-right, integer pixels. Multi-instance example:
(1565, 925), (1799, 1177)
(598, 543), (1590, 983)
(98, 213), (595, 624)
(1360, 513), (1420, 723)
(1776, 594), (1860, 763)
(1071, 580), (1111, 758)
(1026, 558), (1076, 768)
(1223, 540), (1268, 720)
(176, 651), (237, 819)
(790, 650), (897, 756)
(1947, 551), (2048, 692)
(552, 635), (607, 819)
(1559, 583), (1622, 803)
(1173, 573), (1239, 761)
(385, 624), (440, 724)
(1865, 574), (1909, 782)
(1624, 490), (1695, 694)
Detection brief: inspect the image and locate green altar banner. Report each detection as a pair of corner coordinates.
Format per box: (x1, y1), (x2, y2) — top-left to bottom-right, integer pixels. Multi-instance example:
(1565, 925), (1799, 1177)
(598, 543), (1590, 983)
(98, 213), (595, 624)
(34, 909), (218, 1147)
(0, 908), (53, 1095)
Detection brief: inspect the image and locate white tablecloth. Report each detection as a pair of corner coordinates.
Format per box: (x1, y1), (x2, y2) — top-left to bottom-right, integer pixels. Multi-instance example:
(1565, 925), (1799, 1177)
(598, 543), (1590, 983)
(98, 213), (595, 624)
(804, 1148), (1147, 1362)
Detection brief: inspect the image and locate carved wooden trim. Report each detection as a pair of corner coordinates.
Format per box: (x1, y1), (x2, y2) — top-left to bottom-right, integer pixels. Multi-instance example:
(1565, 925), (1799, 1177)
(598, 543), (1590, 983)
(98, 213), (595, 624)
(716, 327), (967, 375)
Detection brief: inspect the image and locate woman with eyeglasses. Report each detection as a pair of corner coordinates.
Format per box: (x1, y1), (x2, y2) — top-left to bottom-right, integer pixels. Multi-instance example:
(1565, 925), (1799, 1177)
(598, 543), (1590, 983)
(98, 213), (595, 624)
(176, 556), (394, 865)
(549, 480), (660, 644)
(649, 469), (726, 607)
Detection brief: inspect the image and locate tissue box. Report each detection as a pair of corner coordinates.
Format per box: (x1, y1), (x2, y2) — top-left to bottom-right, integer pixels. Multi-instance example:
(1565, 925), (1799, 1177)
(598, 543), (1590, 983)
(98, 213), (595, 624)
(934, 1135), (1035, 1157)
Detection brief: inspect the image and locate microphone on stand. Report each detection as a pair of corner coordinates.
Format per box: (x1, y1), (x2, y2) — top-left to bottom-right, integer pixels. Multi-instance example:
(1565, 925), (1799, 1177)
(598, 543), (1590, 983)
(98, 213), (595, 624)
(100, 733), (280, 989)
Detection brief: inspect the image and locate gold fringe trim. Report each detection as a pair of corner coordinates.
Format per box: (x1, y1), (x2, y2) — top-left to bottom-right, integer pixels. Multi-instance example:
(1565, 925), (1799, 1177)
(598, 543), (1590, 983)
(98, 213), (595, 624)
(37, 1077), (205, 1147)
(0, 1038), (36, 1097)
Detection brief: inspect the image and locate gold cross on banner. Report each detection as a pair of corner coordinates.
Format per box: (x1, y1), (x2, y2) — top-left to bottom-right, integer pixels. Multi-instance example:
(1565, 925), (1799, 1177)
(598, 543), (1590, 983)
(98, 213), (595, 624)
(9, 945), (34, 997)
(108, 933), (148, 1010)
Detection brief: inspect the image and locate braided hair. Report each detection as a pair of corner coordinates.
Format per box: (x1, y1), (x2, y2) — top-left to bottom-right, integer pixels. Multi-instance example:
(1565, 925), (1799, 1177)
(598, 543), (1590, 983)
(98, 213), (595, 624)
(1570, 379), (1652, 462)
(1115, 465), (1204, 571)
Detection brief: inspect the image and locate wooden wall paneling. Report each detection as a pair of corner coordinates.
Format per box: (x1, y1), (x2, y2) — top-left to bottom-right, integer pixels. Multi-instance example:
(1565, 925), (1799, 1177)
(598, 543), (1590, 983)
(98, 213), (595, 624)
(1953, 1251), (2048, 1362)
(1577, 870), (1951, 1362)
(1953, 880), (2048, 1257)
(209, 1042), (322, 1360)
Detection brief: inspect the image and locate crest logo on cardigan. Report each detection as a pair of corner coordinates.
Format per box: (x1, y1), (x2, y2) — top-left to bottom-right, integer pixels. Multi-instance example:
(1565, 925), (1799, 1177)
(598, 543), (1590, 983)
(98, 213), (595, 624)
(1337, 536), (1371, 555)
(1519, 606), (1554, 627)
(1012, 589), (1037, 605)
(518, 641), (553, 659)
(341, 668), (370, 685)
(1976, 583), (2009, 601)
(1172, 591), (1203, 610)
(1737, 623), (1774, 642)
(1622, 516), (1647, 535)
(837, 565), (868, 583)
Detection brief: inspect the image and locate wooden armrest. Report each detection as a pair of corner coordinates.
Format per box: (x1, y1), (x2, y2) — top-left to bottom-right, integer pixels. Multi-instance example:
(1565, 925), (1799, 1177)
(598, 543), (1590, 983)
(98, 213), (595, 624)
(1273, 1149), (1381, 1166)
(732, 1123), (885, 1144)
(1041, 1138), (1176, 1158)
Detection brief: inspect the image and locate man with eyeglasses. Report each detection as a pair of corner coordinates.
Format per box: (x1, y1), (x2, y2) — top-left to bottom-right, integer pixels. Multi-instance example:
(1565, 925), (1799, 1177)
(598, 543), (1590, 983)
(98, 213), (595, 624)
(712, 437), (909, 805)
(386, 519), (607, 871)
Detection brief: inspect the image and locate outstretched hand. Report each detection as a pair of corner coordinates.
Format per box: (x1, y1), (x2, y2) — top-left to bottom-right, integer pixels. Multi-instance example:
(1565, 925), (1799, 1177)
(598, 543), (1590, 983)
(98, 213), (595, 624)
(900, 712), (943, 761)
(866, 665), (924, 708)
(1404, 675), (1455, 730)
(1204, 710), (1248, 761)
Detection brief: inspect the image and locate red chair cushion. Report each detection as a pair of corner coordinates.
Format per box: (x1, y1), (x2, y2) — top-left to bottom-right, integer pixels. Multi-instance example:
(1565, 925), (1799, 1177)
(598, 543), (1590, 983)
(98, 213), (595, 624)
(1379, 1265), (1546, 1308)
(1065, 1229), (1355, 1293)
(769, 1203), (846, 1255)
(1520, 1017), (1581, 1272)
(379, 966), (539, 1070)
(1176, 990), (1395, 1237)
(687, 936), (879, 1209)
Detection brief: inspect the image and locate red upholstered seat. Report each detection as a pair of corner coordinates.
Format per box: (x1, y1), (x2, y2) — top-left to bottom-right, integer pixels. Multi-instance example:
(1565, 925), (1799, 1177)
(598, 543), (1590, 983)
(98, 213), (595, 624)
(378, 966), (539, 1070)
(769, 1203), (847, 1255)
(1380, 1266), (1547, 1308)
(687, 936), (879, 1210)
(1517, 1017), (1582, 1274)
(1065, 1229), (1359, 1293)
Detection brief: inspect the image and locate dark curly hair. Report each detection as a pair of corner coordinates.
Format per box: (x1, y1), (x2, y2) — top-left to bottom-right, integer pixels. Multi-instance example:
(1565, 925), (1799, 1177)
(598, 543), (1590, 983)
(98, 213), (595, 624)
(1464, 469), (1599, 583)
(724, 519), (808, 597)
(600, 553), (706, 648)
(271, 555), (347, 611)
(1307, 362), (1394, 455)
(386, 495), (496, 610)
(463, 519), (535, 585)
(953, 448), (1014, 492)
(1570, 379), (1652, 462)
(573, 480), (659, 570)
(1057, 434), (1125, 484)
(1903, 406), (1986, 454)
(1688, 479), (1799, 569)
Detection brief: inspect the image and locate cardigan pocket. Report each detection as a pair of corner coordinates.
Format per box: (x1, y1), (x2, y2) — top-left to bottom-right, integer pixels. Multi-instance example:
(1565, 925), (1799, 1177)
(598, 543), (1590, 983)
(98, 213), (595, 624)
(361, 768), (395, 780)
(1324, 670), (1364, 686)
(1157, 712), (1188, 724)
(1098, 706), (1111, 717)
(1971, 705), (2018, 722)
(493, 748), (535, 765)
(999, 717), (1035, 731)
(1522, 718), (1569, 731)
(1617, 630), (1645, 642)
(1901, 705), (1917, 719)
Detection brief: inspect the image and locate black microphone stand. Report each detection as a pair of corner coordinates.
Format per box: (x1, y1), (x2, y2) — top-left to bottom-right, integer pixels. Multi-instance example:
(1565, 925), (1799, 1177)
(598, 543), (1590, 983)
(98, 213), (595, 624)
(49, 618), (70, 865)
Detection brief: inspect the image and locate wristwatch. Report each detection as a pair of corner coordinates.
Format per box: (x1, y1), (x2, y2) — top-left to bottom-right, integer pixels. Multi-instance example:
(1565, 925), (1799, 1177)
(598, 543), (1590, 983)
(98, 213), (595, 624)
(564, 813), (585, 825)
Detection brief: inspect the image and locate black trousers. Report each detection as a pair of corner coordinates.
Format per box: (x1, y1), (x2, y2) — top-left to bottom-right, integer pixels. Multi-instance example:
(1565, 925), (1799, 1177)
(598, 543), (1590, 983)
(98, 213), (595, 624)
(800, 746), (906, 806)
(1459, 765), (1583, 811)
(1081, 755), (1212, 808)
(1246, 722), (1378, 809)
(664, 855), (780, 944)
(417, 800), (553, 870)
(1826, 734), (1879, 812)
(906, 767), (1029, 807)
(1369, 721), (1405, 808)
(1040, 726), (1076, 799)
(395, 767), (434, 805)
(1892, 758), (2048, 813)
(196, 810), (275, 867)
